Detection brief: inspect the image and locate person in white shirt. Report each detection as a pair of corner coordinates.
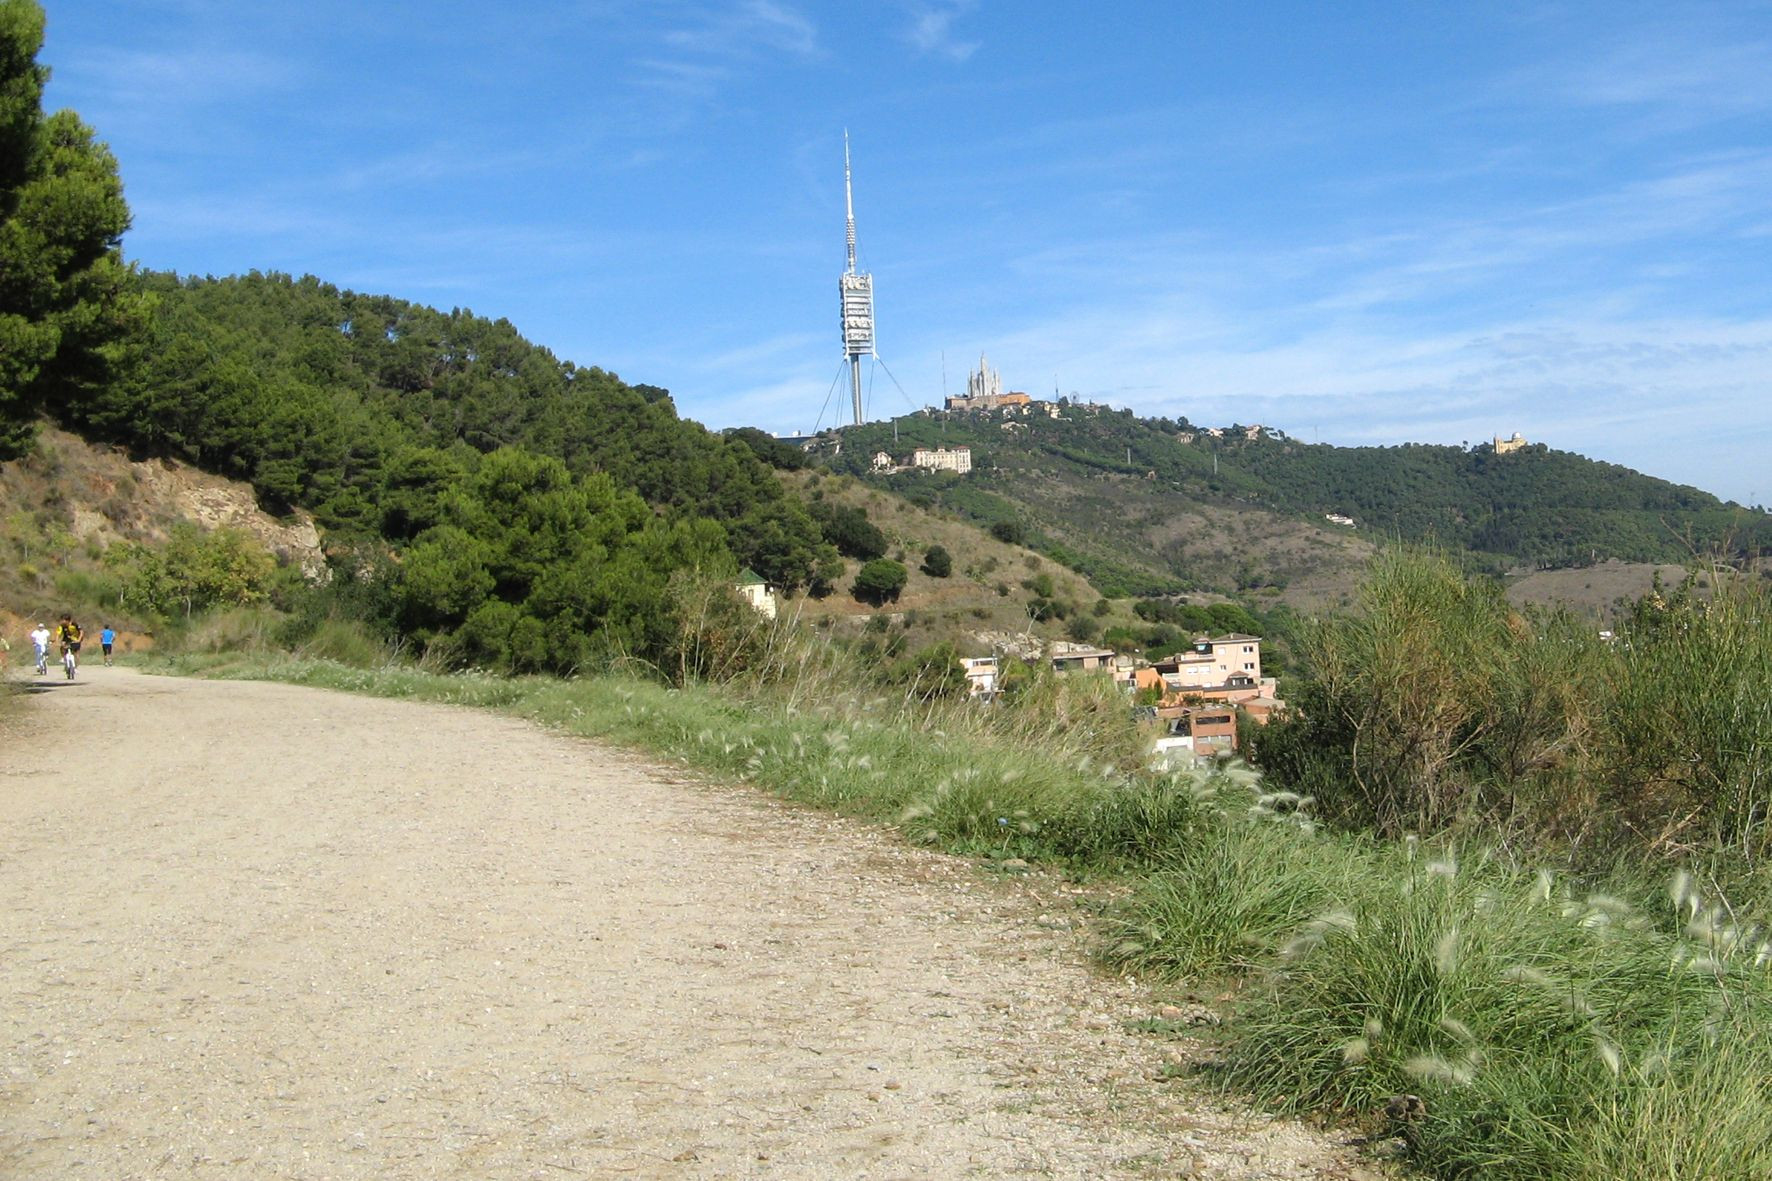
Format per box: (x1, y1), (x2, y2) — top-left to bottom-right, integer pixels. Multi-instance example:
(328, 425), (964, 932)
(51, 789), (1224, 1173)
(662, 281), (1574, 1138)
(29, 623), (51, 675)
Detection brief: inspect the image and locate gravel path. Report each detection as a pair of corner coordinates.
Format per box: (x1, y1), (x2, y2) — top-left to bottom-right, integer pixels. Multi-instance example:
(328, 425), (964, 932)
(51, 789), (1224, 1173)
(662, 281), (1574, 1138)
(1, 667), (1382, 1179)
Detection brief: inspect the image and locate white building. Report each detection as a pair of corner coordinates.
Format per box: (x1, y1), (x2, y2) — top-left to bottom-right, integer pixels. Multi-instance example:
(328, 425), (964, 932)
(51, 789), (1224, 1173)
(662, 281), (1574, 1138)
(960, 656), (998, 698)
(910, 446), (972, 475)
(734, 570), (777, 620)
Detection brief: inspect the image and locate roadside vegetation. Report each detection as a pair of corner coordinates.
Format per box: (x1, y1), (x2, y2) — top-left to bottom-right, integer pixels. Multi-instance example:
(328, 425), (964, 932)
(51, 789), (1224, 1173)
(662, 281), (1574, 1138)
(139, 548), (1772, 1181)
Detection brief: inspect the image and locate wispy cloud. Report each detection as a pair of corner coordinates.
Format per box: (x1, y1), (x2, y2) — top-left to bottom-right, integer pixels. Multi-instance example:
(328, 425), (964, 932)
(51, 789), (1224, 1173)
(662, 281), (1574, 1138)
(693, 332), (825, 373)
(662, 0), (819, 58)
(1559, 32), (1772, 117)
(632, 56), (735, 98)
(326, 145), (554, 192)
(632, 1), (820, 100)
(48, 44), (297, 138)
(1496, 15), (1772, 140)
(904, 1), (979, 62)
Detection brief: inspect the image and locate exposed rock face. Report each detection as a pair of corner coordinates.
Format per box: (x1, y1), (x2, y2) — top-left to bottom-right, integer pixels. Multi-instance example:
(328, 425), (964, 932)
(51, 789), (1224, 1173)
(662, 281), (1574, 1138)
(2, 426), (329, 581)
(124, 459), (327, 580)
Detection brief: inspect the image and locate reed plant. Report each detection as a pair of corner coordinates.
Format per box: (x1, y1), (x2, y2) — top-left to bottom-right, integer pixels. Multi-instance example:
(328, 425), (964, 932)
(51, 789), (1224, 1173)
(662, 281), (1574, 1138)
(1602, 571), (1772, 865)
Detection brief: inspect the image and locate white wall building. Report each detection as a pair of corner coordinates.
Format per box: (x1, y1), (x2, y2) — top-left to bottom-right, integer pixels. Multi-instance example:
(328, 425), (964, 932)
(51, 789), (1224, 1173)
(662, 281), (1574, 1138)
(910, 446), (972, 475)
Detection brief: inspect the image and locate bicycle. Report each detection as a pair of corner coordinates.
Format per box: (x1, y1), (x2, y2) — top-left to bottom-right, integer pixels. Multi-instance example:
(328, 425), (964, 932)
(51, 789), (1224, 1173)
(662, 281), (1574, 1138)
(34, 646), (48, 676)
(61, 644), (76, 681)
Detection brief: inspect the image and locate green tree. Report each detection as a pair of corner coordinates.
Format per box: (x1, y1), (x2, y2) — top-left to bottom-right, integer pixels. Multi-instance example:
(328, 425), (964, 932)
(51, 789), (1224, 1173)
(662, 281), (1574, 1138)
(888, 641), (968, 700)
(920, 544), (952, 578)
(0, 0), (141, 454)
(814, 502), (886, 560)
(105, 524), (279, 618)
(853, 558), (908, 606)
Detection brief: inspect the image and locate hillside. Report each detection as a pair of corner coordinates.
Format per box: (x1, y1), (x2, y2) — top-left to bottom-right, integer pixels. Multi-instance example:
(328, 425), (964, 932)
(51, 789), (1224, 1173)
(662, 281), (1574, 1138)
(818, 408), (1767, 604)
(782, 469), (1115, 646)
(0, 425), (324, 645)
(60, 270), (834, 596)
(37, 271), (1181, 669)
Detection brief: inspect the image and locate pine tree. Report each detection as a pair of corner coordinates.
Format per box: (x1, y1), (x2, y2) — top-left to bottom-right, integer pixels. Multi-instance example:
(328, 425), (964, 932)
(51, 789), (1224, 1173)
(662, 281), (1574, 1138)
(0, 0), (140, 455)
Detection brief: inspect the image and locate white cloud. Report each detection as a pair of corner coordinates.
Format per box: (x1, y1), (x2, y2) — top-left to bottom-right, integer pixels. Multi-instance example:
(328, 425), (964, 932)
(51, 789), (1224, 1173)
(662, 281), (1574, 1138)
(904, 1), (979, 62)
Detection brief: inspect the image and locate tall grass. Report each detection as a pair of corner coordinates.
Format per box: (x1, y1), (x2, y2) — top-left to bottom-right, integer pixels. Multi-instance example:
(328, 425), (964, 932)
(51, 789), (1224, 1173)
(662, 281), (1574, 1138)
(1138, 836), (1772, 1180)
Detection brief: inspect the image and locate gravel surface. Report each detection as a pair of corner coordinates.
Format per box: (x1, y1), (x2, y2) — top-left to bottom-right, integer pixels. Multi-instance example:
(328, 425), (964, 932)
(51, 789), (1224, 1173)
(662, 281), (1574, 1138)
(1, 667), (1386, 1179)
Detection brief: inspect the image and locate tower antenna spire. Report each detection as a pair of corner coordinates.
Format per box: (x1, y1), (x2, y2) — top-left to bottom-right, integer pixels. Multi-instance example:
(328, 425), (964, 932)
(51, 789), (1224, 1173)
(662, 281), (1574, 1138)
(837, 132), (875, 427)
(844, 130), (858, 275)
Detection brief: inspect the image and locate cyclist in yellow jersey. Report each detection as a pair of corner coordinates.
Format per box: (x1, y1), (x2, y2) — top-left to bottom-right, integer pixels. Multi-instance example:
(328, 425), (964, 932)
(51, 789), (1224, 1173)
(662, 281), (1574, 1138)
(55, 613), (82, 679)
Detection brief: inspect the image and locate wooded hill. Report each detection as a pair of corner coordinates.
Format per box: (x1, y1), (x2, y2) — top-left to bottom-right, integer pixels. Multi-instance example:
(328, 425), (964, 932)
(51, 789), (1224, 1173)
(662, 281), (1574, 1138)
(27, 269), (854, 672)
(821, 408), (1768, 599)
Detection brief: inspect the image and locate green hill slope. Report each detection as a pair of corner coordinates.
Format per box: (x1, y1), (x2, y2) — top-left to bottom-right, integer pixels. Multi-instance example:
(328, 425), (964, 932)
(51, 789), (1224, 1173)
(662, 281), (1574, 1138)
(58, 270), (840, 594)
(819, 408), (1767, 601)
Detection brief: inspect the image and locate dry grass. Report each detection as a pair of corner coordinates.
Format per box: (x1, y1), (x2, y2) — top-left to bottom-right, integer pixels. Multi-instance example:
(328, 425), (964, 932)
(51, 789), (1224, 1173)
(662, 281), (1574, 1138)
(1503, 560), (1690, 618)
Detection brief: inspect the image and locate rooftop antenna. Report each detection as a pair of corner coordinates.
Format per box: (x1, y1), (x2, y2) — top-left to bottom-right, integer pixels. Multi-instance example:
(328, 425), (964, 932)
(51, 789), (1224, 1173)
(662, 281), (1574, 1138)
(838, 131), (875, 427)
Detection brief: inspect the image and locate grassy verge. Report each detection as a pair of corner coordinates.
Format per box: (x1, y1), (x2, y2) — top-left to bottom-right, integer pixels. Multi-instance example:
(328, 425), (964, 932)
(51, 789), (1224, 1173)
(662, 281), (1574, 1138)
(149, 649), (1772, 1180)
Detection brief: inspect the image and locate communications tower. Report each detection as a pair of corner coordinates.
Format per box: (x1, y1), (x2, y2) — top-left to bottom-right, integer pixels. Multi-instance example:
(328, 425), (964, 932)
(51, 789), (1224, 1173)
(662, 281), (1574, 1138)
(838, 133), (875, 426)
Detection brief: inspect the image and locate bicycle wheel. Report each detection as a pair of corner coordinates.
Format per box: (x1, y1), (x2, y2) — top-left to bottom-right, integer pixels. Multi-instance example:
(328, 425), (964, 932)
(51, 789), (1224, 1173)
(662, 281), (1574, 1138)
(64, 650), (75, 680)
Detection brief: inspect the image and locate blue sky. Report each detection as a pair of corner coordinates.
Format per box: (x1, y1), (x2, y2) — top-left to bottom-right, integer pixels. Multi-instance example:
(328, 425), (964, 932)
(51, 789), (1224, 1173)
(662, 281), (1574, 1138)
(40, 1), (1772, 504)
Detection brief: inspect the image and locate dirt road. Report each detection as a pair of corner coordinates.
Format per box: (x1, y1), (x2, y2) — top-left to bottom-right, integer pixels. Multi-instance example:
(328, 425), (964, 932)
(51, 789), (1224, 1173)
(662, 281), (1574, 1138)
(1, 668), (1377, 1179)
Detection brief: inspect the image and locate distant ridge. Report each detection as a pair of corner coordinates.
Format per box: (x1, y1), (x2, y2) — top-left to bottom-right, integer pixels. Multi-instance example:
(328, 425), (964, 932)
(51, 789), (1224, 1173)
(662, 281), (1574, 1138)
(816, 404), (1767, 599)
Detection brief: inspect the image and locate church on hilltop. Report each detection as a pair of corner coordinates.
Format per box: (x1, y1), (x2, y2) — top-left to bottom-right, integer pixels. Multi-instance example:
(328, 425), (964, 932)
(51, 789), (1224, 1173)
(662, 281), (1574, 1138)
(945, 355), (1030, 412)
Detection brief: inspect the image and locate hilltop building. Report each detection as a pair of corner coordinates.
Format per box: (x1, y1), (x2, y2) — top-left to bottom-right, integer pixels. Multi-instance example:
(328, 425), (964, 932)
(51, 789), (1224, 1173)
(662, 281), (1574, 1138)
(945, 355), (1031, 412)
(1494, 432), (1528, 454)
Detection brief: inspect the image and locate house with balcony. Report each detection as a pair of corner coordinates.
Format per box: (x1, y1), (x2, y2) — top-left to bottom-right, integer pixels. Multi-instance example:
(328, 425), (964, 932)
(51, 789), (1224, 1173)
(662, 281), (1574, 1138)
(960, 655), (999, 698)
(1134, 633), (1278, 711)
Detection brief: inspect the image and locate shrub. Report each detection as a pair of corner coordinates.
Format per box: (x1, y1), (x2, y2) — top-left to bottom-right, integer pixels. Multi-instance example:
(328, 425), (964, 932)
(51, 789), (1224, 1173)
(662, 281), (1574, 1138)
(888, 641), (968, 701)
(920, 544), (953, 578)
(816, 503), (887, 560)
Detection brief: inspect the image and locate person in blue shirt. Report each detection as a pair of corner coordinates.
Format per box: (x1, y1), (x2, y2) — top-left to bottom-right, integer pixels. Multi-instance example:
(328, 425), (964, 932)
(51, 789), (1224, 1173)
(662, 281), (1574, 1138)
(100, 625), (116, 666)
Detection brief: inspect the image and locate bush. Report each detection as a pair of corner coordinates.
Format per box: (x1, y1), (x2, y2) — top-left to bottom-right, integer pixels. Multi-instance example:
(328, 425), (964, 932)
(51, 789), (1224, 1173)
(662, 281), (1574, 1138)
(666, 570), (782, 685)
(887, 641), (968, 701)
(1065, 613), (1101, 643)
(921, 544), (953, 578)
(297, 617), (398, 667)
(1221, 855), (1772, 1181)
(989, 519), (1025, 545)
(815, 503), (887, 560)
